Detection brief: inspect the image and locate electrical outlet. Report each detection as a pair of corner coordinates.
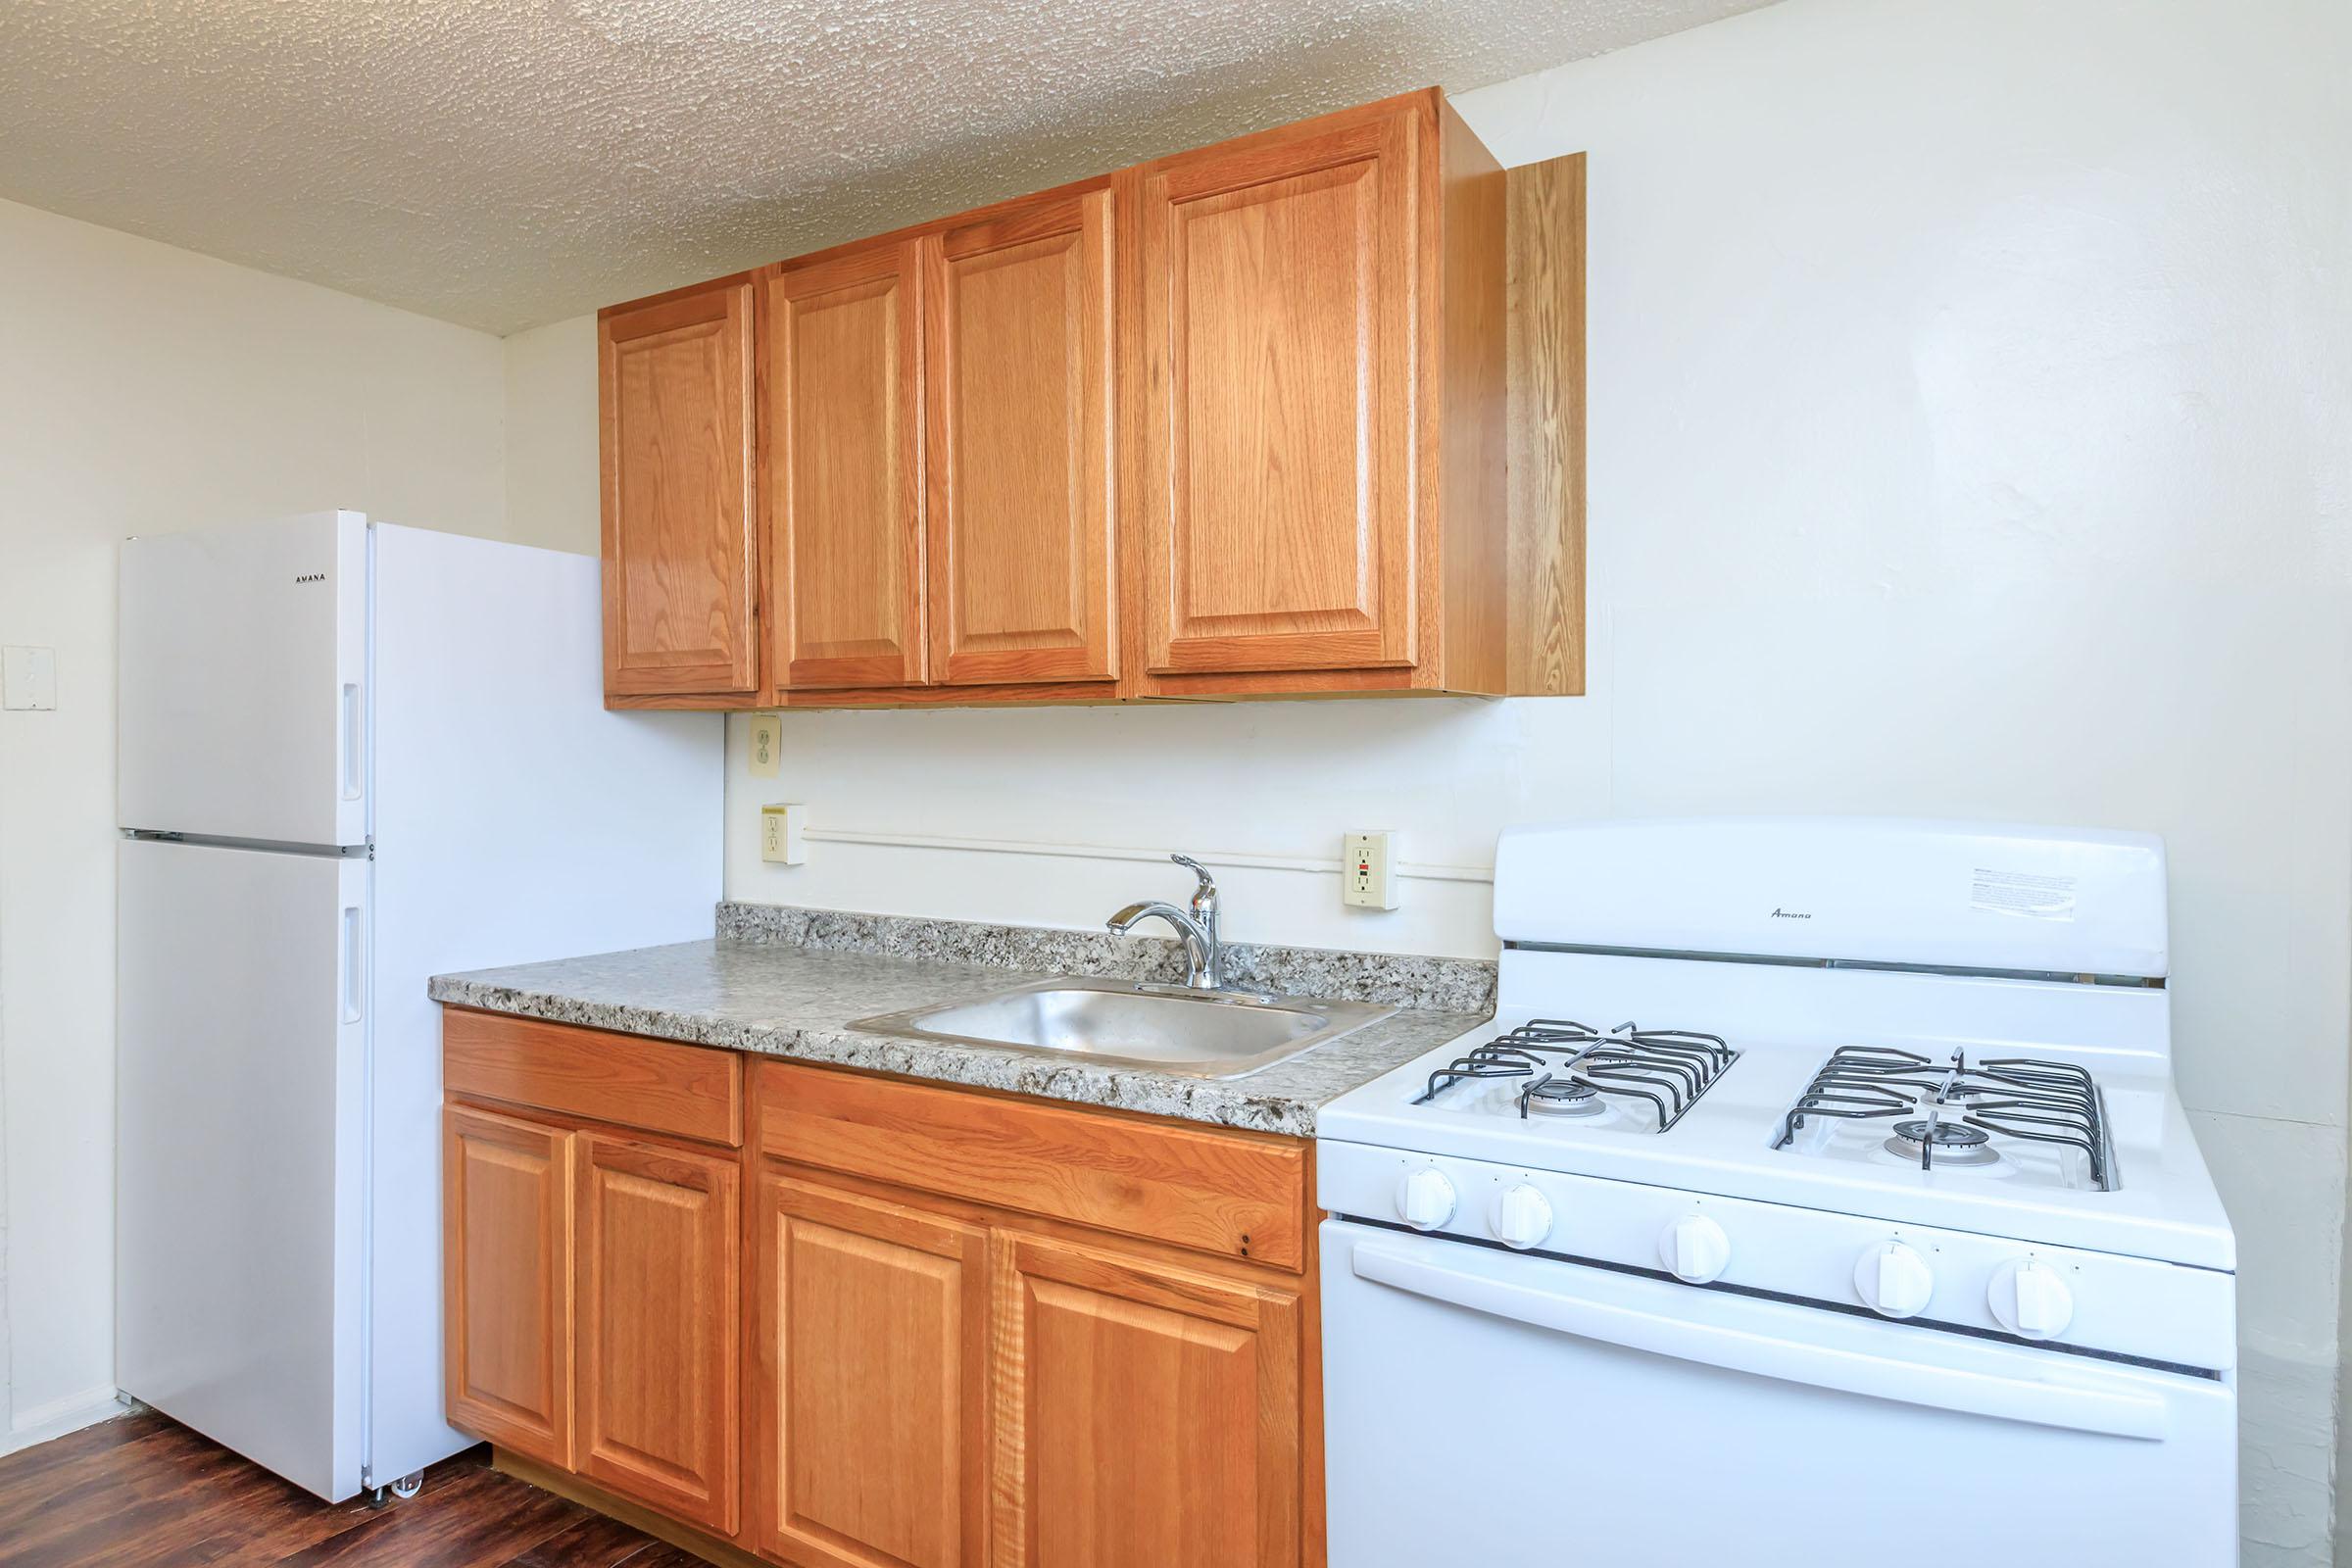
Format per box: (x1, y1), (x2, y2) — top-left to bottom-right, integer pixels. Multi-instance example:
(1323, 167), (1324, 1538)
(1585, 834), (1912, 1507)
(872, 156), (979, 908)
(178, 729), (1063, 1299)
(1343, 830), (1399, 909)
(760, 803), (807, 864)
(747, 713), (781, 777)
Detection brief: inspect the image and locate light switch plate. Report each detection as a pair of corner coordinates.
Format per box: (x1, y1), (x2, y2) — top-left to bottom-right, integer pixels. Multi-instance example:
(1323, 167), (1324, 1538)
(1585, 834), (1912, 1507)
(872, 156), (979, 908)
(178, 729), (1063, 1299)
(760, 803), (807, 864)
(1, 646), (56, 710)
(1343, 830), (1399, 909)
(747, 713), (781, 777)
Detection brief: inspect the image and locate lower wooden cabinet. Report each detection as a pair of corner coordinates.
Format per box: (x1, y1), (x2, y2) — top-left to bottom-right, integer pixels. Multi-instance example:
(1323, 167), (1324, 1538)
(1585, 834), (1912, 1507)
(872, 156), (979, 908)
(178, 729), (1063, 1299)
(443, 1104), (573, 1466)
(747, 1059), (1321, 1568)
(442, 1011), (1321, 1568)
(995, 1233), (1302, 1568)
(575, 1132), (742, 1534)
(751, 1173), (990, 1568)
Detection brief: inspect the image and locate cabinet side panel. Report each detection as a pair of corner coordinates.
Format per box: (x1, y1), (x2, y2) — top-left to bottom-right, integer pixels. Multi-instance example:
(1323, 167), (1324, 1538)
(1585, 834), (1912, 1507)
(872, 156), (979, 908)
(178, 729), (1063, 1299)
(1436, 98), (1509, 696)
(1503, 153), (1589, 696)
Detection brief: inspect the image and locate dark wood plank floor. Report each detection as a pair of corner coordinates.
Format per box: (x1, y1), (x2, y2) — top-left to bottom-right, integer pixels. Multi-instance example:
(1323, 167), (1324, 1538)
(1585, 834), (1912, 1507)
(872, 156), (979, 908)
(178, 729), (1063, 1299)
(0, 1410), (697, 1567)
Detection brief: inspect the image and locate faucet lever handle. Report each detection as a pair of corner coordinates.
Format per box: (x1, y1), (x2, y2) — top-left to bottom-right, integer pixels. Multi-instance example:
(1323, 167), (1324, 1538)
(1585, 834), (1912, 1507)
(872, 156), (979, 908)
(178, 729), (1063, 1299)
(1169, 853), (1214, 895)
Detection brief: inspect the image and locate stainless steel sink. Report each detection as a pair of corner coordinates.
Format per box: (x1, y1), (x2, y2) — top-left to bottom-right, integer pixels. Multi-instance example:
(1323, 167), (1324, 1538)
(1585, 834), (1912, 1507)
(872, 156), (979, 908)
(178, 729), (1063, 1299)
(849, 977), (1394, 1079)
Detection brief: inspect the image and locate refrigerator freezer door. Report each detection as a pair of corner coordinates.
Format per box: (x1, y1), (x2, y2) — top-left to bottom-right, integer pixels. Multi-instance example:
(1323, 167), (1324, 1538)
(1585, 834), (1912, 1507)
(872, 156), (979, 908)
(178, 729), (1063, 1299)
(119, 511), (368, 847)
(117, 837), (368, 1501)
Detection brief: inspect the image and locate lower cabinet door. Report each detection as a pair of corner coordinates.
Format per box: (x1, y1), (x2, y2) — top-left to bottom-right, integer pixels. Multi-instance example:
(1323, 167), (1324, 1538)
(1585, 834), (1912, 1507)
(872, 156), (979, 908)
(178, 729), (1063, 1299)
(573, 1132), (742, 1533)
(751, 1170), (990, 1568)
(996, 1232), (1302, 1568)
(444, 1105), (573, 1466)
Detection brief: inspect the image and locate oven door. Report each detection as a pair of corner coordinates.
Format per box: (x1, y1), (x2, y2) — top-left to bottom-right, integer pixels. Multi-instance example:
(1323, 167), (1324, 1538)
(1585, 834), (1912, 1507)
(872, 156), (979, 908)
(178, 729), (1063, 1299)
(1320, 1220), (2237, 1567)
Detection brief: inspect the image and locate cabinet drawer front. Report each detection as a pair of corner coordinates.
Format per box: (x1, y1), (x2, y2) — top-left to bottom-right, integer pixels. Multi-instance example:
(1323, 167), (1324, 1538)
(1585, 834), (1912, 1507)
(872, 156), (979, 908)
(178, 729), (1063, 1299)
(574, 1133), (741, 1534)
(1136, 107), (1421, 679)
(443, 1007), (743, 1147)
(752, 1060), (1305, 1270)
(753, 1173), (989, 1568)
(600, 282), (760, 699)
(443, 1105), (572, 1465)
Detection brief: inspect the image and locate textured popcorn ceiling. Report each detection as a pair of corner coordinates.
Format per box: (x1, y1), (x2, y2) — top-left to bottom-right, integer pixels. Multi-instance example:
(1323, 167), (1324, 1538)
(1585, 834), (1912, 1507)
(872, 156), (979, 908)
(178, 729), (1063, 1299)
(0, 0), (1772, 334)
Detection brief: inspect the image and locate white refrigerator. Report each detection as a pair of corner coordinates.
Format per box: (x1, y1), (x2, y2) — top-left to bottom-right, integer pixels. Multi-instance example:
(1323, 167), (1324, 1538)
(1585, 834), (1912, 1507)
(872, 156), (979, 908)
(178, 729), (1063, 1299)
(115, 511), (721, 1501)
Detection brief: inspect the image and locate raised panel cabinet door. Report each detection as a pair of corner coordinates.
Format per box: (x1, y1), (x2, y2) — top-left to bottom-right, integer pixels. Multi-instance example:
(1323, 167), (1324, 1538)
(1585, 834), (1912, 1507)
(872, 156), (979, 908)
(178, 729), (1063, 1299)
(923, 187), (1116, 686)
(752, 1171), (990, 1568)
(573, 1132), (741, 1534)
(1135, 103), (1421, 678)
(995, 1234), (1302, 1568)
(763, 241), (927, 691)
(443, 1105), (572, 1466)
(599, 282), (760, 698)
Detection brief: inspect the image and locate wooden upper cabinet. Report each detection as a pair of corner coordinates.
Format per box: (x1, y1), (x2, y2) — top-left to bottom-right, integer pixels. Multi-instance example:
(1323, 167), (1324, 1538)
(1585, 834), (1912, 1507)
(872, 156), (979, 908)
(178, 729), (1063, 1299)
(599, 282), (760, 701)
(763, 240), (928, 692)
(598, 88), (1572, 709)
(571, 1133), (740, 1535)
(443, 1106), (572, 1467)
(1133, 99), (1421, 684)
(751, 1171), (990, 1568)
(923, 186), (1117, 687)
(996, 1233), (1303, 1568)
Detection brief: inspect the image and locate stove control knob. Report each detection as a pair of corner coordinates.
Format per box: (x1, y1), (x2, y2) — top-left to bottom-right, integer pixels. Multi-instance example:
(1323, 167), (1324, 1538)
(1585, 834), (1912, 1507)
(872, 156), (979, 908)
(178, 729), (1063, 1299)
(1396, 1167), (1457, 1231)
(1853, 1241), (1935, 1319)
(1988, 1258), (2075, 1341)
(1492, 1184), (1554, 1250)
(1659, 1214), (1732, 1284)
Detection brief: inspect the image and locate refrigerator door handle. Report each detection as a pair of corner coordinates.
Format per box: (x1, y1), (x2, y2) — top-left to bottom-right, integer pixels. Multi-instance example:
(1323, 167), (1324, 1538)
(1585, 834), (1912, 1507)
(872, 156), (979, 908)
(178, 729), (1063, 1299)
(340, 904), (366, 1023)
(340, 682), (365, 803)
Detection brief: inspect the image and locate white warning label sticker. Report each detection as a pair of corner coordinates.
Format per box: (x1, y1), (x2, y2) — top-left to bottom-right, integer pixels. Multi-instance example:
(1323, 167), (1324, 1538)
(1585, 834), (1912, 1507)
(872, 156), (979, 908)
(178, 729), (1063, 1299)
(1971, 867), (2078, 921)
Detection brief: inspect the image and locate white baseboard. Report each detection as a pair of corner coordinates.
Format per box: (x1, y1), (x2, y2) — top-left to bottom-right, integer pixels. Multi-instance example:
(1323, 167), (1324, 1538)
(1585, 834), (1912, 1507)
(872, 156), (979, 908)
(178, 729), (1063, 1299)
(1, 1386), (129, 1458)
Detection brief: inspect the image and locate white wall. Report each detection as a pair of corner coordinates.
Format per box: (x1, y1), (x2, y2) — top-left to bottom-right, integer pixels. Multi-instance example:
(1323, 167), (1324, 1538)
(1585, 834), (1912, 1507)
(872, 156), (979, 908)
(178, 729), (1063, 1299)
(514, 0), (2352, 1557)
(0, 196), (544, 1453)
(503, 315), (601, 560)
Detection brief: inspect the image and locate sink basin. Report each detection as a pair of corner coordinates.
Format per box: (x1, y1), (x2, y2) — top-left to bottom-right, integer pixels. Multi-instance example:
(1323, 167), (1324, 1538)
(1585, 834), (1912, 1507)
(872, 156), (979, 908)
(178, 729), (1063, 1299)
(849, 977), (1395, 1080)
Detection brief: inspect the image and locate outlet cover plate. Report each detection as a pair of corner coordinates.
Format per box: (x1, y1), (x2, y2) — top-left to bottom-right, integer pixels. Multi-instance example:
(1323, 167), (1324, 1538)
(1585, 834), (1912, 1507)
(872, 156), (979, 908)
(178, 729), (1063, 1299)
(747, 713), (781, 777)
(1343, 830), (1399, 909)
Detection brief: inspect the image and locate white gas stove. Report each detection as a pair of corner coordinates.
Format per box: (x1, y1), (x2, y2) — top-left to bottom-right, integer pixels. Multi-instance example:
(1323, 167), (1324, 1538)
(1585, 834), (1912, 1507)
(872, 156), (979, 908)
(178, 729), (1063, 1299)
(1316, 819), (2237, 1567)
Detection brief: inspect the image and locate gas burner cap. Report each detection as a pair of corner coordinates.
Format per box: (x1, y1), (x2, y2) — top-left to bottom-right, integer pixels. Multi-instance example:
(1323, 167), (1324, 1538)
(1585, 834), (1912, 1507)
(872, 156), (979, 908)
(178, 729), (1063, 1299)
(1886, 1118), (2000, 1166)
(1523, 1077), (1603, 1118)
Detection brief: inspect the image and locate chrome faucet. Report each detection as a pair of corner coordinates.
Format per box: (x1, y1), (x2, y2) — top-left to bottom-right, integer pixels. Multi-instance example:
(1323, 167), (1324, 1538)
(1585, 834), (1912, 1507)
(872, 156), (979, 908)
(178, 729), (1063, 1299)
(1106, 854), (1225, 990)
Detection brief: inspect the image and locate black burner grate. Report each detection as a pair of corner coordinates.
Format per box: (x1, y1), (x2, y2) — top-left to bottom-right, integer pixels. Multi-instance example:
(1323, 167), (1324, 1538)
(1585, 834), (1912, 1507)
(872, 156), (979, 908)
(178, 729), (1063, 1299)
(1412, 1019), (1739, 1132)
(1771, 1045), (2115, 1190)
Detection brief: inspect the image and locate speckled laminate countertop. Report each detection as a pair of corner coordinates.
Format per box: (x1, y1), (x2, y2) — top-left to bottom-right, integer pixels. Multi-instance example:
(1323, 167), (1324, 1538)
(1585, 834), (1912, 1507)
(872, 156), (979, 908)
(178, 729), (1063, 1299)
(428, 914), (1493, 1137)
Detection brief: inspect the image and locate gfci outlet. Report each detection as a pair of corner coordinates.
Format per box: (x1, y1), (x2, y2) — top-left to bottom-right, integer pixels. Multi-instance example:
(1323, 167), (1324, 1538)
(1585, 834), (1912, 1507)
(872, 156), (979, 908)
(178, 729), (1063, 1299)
(1343, 830), (1400, 909)
(760, 803), (807, 864)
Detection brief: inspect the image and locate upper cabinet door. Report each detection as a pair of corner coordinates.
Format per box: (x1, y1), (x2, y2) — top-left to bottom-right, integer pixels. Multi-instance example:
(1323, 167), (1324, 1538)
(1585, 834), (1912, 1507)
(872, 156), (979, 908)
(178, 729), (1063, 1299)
(1135, 102), (1421, 678)
(600, 283), (760, 699)
(763, 241), (927, 691)
(923, 187), (1117, 686)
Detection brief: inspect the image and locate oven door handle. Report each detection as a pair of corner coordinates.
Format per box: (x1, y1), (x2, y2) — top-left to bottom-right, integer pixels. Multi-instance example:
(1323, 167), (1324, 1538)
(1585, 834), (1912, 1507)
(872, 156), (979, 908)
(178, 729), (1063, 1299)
(1350, 1239), (2170, 1440)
